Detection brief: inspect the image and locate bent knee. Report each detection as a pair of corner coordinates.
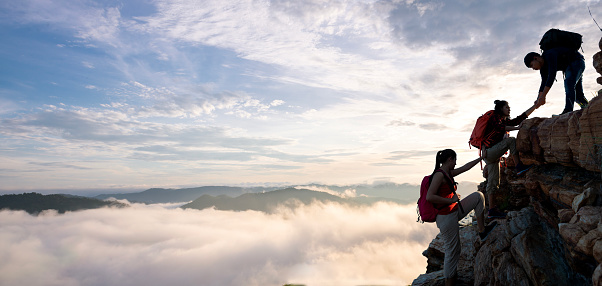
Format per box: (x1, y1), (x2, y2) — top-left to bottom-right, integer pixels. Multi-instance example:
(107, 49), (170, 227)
(474, 191), (485, 204)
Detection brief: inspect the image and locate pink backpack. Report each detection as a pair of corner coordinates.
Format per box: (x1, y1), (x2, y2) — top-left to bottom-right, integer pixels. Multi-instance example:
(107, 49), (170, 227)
(417, 174), (438, 223)
(416, 170), (461, 223)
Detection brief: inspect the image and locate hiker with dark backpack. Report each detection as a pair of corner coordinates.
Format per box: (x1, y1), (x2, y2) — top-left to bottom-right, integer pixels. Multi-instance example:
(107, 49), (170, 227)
(524, 28), (589, 114)
(479, 100), (538, 219)
(425, 149), (497, 286)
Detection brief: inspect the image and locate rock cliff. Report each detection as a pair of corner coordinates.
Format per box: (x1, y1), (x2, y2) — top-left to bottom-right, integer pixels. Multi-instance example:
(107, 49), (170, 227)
(412, 96), (602, 285)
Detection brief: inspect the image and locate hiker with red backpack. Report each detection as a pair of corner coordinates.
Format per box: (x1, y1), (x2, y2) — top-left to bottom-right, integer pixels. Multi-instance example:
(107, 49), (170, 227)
(480, 100), (538, 219)
(424, 149), (497, 286)
(524, 29), (589, 114)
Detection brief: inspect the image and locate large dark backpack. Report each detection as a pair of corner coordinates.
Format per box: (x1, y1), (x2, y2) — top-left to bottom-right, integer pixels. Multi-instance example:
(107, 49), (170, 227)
(539, 28), (582, 51)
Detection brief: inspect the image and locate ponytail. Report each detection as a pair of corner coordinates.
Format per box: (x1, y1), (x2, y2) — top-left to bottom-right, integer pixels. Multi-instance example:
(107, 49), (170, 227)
(433, 149), (456, 174)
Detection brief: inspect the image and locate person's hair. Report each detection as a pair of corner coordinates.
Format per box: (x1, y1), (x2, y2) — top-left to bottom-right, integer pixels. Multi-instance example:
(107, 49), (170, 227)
(494, 100), (508, 116)
(433, 149), (456, 173)
(524, 52), (540, 68)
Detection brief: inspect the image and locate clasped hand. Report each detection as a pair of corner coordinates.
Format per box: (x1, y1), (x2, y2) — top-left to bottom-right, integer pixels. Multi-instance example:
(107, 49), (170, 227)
(535, 94), (546, 107)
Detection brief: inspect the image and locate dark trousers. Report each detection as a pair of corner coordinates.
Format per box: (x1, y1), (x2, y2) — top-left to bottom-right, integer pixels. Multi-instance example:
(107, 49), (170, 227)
(563, 58), (588, 114)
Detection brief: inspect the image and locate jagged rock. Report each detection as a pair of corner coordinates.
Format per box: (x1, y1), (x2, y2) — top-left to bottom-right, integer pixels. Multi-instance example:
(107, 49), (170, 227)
(510, 217), (576, 286)
(517, 96), (602, 171)
(474, 222), (510, 285)
(490, 252), (530, 286)
(517, 117), (546, 165)
(594, 51), (602, 74)
(594, 264), (602, 286)
(577, 95), (602, 172)
(412, 270), (445, 286)
(550, 185), (581, 208)
(423, 236), (444, 273)
(414, 226), (477, 286)
(559, 209), (576, 223)
(594, 239), (602, 263)
(524, 165), (563, 197)
(574, 187), (599, 212)
(530, 197), (560, 229)
(572, 206), (602, 233)
(505, 208), (539, 237)
(538, 113), (575, 166)
(475, 207), (588, 285)
(568, 110), (584, 163)
(559, 222), (586, 246)
(577, 228), (602, 256)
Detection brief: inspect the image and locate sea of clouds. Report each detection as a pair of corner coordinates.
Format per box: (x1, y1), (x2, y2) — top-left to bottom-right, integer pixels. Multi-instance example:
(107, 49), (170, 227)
(0, 201), (438, 286)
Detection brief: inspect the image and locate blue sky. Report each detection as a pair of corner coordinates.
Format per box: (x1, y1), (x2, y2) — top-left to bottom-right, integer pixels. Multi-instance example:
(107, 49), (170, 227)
(1, 0), (602, 192)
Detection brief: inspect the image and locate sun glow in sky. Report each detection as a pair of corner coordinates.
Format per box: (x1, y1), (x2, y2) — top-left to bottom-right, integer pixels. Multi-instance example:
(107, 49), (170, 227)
(1, 0), (602, 192)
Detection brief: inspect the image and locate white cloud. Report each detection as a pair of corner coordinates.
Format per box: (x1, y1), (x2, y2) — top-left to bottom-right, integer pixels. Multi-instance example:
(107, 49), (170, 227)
(2, 0), (602, 189)
(82, 61), (95, 69)
(132, 0), (430, 95)
(270, 100), (285, 106)
(294, 185), (358, 198)
(0, 202), (438, 286)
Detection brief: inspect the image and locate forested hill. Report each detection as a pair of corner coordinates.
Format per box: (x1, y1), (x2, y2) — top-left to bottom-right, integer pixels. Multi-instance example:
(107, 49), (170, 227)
(0, 193), (127, 214)
(181, 188), (403, 213)
(94, 186), (279, 204)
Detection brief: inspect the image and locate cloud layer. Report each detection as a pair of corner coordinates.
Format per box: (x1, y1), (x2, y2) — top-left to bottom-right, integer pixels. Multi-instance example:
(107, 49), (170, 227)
(0, 202), (437, 286)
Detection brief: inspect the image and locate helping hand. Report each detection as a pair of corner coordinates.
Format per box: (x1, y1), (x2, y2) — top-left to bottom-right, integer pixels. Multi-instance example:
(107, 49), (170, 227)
(535, 94), (546, 107)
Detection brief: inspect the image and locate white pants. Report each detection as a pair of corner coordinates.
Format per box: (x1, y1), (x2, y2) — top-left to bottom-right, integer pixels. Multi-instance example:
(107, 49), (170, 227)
(435, 192), (485, 278)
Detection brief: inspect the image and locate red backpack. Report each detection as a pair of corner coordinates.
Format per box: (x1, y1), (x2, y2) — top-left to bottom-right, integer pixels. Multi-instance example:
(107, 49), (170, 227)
(469, 110), (496, 149)
(416, 170), (461, 223)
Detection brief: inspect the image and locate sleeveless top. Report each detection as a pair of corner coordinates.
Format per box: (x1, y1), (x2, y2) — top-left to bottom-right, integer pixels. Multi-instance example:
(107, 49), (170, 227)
(434, 170), (458, 215)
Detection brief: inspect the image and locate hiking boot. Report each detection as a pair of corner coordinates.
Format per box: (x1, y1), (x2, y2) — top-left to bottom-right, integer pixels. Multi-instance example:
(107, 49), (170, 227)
(516, 163), (532, 176)
(487, 208), (506, 219)
(479, 221), (498, 241)
(578, 101), (588, 109)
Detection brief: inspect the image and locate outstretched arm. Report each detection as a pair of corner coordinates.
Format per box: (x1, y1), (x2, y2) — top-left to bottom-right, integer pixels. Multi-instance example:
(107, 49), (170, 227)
(505, 103), (539, 131)
(536, 86), (551, 106)
(450, 156), (484, 177)
(524, 103), (539, 116)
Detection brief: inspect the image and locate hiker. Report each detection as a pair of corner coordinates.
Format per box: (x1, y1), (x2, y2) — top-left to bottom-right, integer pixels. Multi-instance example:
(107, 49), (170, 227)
(482, 100), (538, 219)
(426, 149), (497, 286)
(524, 47), (589, 114)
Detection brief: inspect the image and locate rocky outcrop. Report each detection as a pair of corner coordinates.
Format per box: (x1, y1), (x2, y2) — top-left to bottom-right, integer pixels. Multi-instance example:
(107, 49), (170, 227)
(517, 96), (602, 172)
(413, 226), (477, 286)
(412, 96), (602, 285)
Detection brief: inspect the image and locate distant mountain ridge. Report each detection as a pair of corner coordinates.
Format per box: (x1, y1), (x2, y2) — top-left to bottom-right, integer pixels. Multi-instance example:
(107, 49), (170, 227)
(0, 193), (127, 214)
(92, 182), (479, 205)
(181, 188), (403, 213)
(94, 186), (279, 204)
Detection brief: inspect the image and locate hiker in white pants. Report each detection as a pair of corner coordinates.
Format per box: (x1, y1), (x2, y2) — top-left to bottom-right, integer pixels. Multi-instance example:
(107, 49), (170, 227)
(426, 149), (497, 286)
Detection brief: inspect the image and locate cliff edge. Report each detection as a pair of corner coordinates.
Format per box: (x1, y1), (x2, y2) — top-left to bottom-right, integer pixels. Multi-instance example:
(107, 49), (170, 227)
(412, 87), (602, 285)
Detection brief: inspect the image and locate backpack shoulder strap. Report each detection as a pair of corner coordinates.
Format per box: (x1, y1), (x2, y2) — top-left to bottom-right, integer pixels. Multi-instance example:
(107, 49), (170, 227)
(431, 169), (456, 190)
